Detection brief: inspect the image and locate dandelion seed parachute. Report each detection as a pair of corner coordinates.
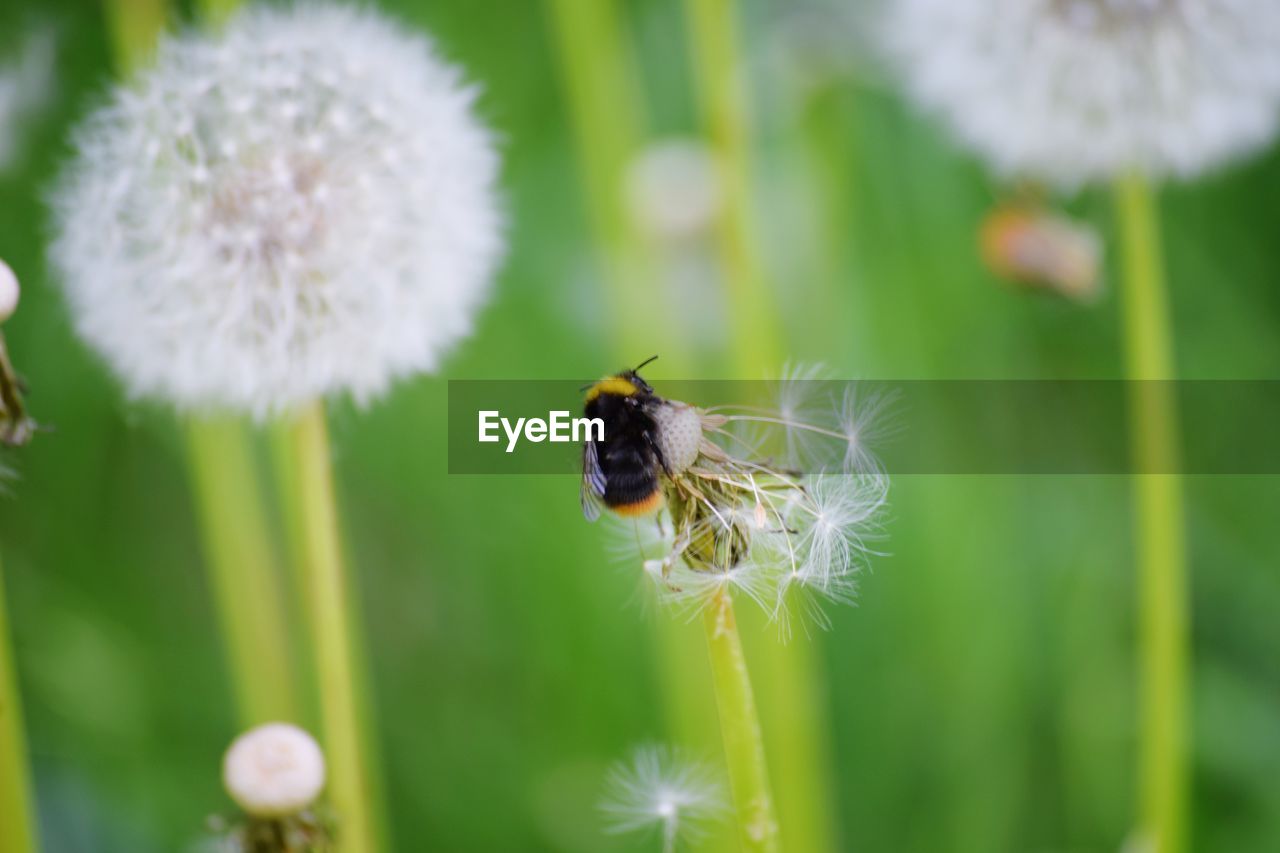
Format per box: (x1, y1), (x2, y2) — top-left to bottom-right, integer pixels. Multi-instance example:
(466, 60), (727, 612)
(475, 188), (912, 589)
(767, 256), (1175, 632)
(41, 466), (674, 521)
(50, 4), (502, 417)
(600, 745), (726, 850)
(886, 0), (1280, 185)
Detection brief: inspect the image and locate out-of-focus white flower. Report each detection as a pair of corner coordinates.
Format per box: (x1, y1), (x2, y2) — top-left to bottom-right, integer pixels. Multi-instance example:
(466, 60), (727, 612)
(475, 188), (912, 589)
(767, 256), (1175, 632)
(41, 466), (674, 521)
(886, 0), (1280, 185)
(625, 139), (721, 244)
(0, 29), (56, 173)
(223, 722), (325, 818)
(0, 258), (18, 323)
(600, 745), (725, 853)
(50, 4), (502, 417)
(764, 0), (886, 100)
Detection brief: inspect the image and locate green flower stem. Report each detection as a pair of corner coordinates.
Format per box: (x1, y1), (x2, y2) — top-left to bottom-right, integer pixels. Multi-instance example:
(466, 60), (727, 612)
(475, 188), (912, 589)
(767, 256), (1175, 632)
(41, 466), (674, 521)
(544, 0), (646, 357)
(282, 402), (379, 853)
(196, 0), (240, 26)
(738, 618), (838, 853)
(1114, 173), (1188, 853)
(268, 420), (310, 618)
(545, 7), (722, 838)
(184, 418), (300, 726)
(0, 551), (38, 853)
(104, 0), (167, 76)
(686, 1), (838, 849)
(795, 83), (867, 367)
(544, 0), (693, 365)
(703, 589), (779, 853)
(684, 0), (780, 375)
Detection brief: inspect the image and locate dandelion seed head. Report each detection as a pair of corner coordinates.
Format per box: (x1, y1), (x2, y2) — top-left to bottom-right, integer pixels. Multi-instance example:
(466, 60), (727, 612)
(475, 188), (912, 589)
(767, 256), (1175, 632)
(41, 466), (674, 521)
(623, 373), (890, 631)
(50, 3), (502, 417)
(0, 258), (18, 323)
(600, 745), (725, 849)
(653, 401), (703, 475)
(886, 0), (1280, 185)
(223, 723), (325, 818)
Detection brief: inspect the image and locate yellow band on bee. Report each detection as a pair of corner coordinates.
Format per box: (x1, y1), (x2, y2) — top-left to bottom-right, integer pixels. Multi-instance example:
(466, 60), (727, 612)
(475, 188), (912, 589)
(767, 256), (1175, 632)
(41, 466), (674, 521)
(584, 376), (639, 403)
(611, 490), (664, 517)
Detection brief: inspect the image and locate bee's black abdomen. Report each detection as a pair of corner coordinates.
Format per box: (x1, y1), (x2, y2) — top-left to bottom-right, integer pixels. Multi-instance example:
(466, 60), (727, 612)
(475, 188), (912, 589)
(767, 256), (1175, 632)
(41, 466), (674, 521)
(600, 447), (660, 509)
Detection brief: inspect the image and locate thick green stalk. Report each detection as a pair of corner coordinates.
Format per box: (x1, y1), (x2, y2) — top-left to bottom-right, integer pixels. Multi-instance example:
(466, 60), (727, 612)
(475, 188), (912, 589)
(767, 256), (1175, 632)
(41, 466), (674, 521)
(1114, 173), (1188, 853)
(684, 0), (781, 375)
(795, 82), (866, 367)
(738, 616), (838, 852)
(104, 0), (167, 76)
(184, 418), (299, 726)
(685, 2), (838, 849)
(703, 589), (779, 853)
(268, 420), (310, 616)
(196, 0), (240, 26)
(544, 0), (698, 367)
(545, 7), (722, 836)
(0, 551), (38, 853)
(283, 403), (379, 853)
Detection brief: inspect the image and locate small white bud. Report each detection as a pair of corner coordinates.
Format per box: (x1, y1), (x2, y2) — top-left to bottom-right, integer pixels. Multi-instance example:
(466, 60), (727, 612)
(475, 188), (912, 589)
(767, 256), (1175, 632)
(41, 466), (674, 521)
(223, 723), (325, 818)
(0, 258), (19, 323)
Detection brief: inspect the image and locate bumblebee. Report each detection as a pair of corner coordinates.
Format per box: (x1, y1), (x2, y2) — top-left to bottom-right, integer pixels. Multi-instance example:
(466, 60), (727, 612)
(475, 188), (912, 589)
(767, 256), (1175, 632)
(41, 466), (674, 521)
(580, 355), (671, 521)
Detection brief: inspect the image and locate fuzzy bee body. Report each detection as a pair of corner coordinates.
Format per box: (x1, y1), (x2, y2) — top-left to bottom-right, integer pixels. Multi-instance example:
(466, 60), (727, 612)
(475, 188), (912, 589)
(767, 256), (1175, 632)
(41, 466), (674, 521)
(581, 357), (669, 520)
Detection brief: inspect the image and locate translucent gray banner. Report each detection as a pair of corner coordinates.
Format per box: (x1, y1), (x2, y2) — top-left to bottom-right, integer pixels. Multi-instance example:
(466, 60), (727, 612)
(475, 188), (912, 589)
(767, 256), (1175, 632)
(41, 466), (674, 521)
(446, 380), (1280, 475)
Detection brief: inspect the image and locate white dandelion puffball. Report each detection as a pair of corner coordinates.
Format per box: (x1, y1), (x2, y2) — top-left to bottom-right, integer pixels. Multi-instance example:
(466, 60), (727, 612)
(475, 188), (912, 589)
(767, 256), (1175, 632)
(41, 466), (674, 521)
(223, 723), (325, 818)
(51, 3), (502, 416)
(0, 258), (18, 323)
(887, 0), (1280, 185)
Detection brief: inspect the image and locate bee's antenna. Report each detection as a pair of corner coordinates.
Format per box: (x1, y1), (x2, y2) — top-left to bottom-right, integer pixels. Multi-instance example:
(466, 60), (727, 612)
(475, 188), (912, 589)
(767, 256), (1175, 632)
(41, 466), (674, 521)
(632, 354), (659, 373)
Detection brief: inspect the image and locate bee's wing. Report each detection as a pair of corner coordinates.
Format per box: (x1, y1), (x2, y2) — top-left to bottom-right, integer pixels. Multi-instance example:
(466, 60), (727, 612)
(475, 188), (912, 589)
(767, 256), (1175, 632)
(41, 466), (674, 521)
(581, 439), (607, 522)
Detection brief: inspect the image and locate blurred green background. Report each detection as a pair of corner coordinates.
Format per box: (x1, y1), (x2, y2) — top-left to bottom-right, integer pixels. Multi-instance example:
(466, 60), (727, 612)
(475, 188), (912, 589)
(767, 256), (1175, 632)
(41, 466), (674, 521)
(2, 0), (1279, 851)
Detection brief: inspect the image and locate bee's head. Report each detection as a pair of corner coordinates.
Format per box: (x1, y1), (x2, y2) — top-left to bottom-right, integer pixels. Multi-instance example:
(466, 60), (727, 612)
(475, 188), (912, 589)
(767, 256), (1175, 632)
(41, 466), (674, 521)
(582, 355), (659, 401)
(623, 355), (659, 393)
